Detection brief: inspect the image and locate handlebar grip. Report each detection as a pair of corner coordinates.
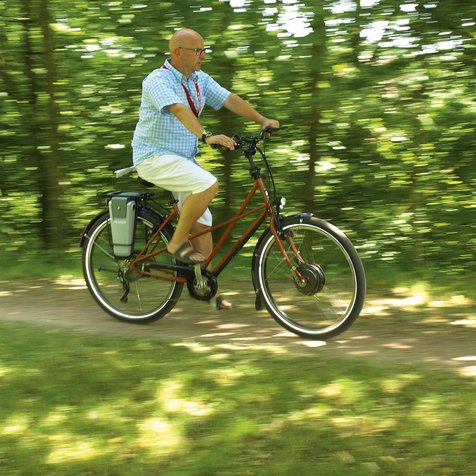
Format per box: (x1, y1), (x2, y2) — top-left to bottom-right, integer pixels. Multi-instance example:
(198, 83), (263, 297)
(263, 126), (281, 134)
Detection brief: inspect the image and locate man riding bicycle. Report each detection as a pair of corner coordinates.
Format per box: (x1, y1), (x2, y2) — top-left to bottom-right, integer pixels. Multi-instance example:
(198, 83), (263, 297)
(131, 28), (279, 309)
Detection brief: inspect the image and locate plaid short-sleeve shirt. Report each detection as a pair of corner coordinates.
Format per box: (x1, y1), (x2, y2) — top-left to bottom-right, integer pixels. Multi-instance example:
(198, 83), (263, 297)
(132, 59), (231, 165)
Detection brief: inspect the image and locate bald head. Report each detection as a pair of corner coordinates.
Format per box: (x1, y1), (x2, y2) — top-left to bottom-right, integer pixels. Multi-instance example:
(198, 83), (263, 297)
(169, 28), (204, 53)
(168, 28), (207, 77)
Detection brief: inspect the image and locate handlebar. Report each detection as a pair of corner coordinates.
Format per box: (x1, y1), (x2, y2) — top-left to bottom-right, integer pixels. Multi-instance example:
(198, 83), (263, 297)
(209, 126), (281, 152)
(232, 126), (282, 151)
(216, 127), (282, 201)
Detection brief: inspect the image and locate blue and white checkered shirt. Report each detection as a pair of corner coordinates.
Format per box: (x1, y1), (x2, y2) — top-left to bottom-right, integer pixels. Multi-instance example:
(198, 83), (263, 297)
(132, 59), (231, 165)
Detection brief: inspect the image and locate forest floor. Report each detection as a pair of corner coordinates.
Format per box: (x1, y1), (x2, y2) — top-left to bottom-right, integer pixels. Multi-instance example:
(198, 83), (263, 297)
(0, 276), (475, 379)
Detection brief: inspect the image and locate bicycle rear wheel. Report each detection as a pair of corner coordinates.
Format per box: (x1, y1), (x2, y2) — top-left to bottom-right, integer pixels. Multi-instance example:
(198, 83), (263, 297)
(255, 215), (366, 339)
(82, 208), (183, 323)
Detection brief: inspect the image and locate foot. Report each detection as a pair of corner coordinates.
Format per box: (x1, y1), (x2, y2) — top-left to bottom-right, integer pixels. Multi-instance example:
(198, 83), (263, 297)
(167, 242), (205, 264)
(213, 294), (233, 310)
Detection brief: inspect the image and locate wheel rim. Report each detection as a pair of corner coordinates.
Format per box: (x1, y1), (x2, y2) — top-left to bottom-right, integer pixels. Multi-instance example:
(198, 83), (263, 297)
(83, 216), (180, 320)
(258, 223), (361, 336)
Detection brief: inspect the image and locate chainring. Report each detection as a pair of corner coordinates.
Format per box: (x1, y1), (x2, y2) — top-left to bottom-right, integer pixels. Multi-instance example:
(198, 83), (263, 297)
(187, 269), (218, 301)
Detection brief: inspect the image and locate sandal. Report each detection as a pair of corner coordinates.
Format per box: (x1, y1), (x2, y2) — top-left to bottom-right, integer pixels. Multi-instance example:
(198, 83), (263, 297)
(213, 295), (233, 310)
(168, 242), (205, 265)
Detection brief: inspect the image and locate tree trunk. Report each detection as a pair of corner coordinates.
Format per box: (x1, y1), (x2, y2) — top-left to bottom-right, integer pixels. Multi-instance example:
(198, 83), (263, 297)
(304, 9), (327, 212)
(38, 0), (64, 249)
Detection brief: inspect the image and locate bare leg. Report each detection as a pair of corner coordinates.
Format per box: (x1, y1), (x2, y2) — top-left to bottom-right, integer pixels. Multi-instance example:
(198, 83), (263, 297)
(167, 183), (232, 309)
(190, 222), (232, 309)
(167, 181), (218, 255)
(189, 222), (213, 266)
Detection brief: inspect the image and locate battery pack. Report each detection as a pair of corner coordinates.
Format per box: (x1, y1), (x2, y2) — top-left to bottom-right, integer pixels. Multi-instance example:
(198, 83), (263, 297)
(108, 195), (137, 257)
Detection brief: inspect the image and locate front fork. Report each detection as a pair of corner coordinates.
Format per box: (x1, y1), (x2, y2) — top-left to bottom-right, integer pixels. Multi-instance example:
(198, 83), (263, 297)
(270, 206), (306, 282)
(252, 207), (306, 310)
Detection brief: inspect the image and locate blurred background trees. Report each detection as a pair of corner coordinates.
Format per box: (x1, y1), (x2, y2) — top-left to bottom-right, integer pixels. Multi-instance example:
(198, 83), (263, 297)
(1, 0), (474, 281)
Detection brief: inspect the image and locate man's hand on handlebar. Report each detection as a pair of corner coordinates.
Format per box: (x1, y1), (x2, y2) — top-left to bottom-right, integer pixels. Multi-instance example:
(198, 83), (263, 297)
(207, 124), (282, 151)
(261, 118), (280, 134)
(206, 134), (237, 150)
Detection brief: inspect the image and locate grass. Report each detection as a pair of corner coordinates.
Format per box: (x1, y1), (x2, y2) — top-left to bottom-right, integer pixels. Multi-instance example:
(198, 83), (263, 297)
(0, 321), (474, 475)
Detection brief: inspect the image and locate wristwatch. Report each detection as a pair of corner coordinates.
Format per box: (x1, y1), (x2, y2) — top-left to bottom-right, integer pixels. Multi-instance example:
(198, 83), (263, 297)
(201, 130), (212, 144)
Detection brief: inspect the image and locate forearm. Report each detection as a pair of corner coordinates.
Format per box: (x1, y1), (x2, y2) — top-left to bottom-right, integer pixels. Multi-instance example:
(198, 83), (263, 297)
(167, 102), (236, 150)
(167, 103), (205, 138)
(223, 93), (266, 126)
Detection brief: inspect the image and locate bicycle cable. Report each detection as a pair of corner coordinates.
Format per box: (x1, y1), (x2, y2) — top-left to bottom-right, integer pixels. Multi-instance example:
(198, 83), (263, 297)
(258, 135), (278, 205)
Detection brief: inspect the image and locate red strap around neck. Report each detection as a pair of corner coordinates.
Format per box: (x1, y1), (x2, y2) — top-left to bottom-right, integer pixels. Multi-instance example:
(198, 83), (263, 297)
(163, 64), (201, 117)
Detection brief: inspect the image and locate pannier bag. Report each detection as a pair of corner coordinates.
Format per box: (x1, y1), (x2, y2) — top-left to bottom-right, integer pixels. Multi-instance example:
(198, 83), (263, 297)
(108, 193), (139, 257)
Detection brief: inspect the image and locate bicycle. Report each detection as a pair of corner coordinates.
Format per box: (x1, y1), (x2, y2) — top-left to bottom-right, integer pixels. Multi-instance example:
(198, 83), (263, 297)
(80, 128), (366, 340)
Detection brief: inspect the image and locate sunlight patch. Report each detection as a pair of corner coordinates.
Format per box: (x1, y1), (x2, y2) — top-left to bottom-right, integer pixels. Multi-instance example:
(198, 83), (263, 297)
(199, 332), (234, 338)
(453, 355), (476, 362)
(430, 294), (470, 308)
(2, 415), (30, 435)
(217, 322), (250, 330)
(459, 365), (476, 378)
(173, 342), (212, 352)
(450, 318), (476, 328)
(299, 340), (327, 348)
(54, 276), (87, 290)
(0, 365), (13, 378)
(273, 331), (295, 338)
(46, 434), (103, 464)
(159, 380), (214, 416)
(380, 374), (420, 394)
(137, 417), (184, 455)
(382, 341), (414, 350)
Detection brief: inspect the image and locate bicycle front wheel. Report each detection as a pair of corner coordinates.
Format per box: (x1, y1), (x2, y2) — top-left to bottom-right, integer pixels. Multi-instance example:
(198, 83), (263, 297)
(82, 208), (183, 323)
(255, 215), (366, 339)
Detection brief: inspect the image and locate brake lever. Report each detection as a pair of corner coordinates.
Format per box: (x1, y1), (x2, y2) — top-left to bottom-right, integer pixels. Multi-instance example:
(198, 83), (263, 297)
(232, 134), (243, 149)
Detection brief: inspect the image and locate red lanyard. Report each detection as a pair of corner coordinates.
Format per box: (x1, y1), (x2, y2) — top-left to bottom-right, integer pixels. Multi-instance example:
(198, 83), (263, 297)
(162, 64), (201, 117)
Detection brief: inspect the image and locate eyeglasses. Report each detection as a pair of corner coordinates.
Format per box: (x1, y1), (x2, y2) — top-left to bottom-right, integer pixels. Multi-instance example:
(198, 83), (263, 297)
(179, 47), (208, 56)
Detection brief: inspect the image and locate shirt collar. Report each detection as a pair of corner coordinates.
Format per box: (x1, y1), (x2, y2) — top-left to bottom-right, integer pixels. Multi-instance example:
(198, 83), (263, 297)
(164, 58), (198, 83)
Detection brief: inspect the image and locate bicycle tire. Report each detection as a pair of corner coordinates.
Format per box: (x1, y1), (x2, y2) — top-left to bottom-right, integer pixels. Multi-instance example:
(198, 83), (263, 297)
(254, 215), (366, 339)
(82, 208), (183, 323)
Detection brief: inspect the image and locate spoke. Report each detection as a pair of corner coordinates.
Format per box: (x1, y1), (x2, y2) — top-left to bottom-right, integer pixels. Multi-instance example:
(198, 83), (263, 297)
(98, 266), (119, 273)
(134, 281), (143, 311)
(85, 233), (116, 262)
(257, 220), (365, 338)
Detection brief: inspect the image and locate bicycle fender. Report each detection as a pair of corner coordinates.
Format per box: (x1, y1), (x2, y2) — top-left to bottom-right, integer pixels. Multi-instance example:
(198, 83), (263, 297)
(251, 214), (318, 309)
(251, 226), (276, 308)
(251, 213), (315, 283)
(292, 212), (315, 222)
(80, 210), (109, 248)
(138, 206), (173, 234)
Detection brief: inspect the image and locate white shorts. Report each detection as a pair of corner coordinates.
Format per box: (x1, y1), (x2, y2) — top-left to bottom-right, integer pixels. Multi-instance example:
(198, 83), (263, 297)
(136, 154), (217, 226)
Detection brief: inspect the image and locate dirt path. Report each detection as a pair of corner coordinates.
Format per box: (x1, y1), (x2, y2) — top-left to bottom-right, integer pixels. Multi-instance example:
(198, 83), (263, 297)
(1, 277), (475, 378)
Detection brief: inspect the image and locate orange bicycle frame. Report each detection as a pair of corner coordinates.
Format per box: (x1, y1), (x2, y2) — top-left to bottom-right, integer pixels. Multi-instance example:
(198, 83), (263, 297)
(129, 174), (300, 282)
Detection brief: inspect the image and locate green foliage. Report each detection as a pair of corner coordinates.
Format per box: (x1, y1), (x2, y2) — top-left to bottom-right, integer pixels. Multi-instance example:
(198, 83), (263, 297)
(0, 321), (474, 474)
(1, 0), (474, 281)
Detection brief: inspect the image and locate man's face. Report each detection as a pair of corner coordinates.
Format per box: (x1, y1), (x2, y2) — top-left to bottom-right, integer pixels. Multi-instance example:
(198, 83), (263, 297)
(178, 40), (207, 75)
